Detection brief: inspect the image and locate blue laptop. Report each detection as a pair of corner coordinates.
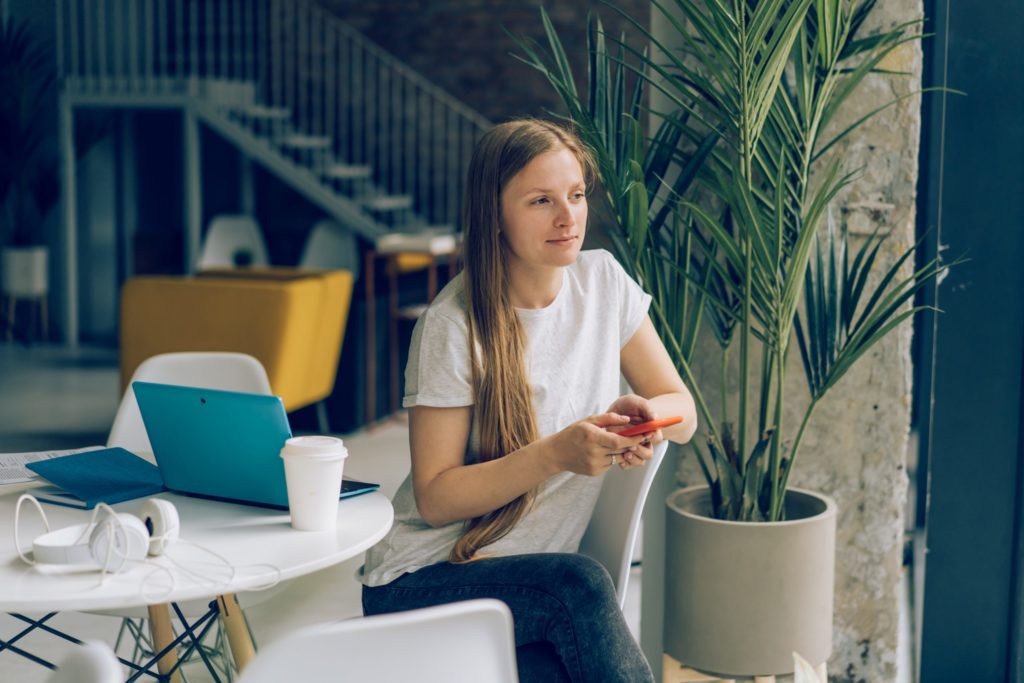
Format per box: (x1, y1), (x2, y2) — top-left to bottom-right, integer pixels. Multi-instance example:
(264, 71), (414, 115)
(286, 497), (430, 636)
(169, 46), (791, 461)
(132, 381), (378, 508)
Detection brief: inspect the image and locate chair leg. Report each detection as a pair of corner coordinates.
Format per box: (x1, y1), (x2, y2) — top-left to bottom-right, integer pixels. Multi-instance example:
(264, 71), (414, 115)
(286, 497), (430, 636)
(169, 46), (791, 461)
(29, 296), (37, 342)
(40, 295), (48, 342)
(5, 294), (14, 342)
(316, 400), (331, 434)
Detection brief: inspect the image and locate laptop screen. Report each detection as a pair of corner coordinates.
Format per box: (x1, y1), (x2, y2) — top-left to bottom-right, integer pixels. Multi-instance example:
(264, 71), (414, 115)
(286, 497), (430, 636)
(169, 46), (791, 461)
(133, 381), (293, 508)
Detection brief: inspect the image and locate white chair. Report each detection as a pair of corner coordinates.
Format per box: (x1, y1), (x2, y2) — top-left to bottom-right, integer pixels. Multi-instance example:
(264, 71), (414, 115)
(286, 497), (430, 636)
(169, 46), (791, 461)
(107, 351), (272, 457)
(579, 440), (669, 609)
(47, 641), (123, 683)
(299, 219), (360, 279)
(103, 351), (273, 677)
(237, 599), (519, 683)
(197, 214), (269, 270)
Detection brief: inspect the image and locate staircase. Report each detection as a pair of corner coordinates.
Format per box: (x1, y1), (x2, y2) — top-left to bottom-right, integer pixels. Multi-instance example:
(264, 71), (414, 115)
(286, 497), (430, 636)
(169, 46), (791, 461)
(56, 0), (491, 248)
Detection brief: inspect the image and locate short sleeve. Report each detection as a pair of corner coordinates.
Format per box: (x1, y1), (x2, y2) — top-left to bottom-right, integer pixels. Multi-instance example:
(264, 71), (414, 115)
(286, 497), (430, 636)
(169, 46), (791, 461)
(403, 308), (475, 408)
(602, 251), (651, 347)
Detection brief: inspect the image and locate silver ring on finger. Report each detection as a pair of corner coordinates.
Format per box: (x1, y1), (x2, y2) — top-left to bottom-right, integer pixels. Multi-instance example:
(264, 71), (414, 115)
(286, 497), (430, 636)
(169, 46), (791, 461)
(610, 454), (617, 467)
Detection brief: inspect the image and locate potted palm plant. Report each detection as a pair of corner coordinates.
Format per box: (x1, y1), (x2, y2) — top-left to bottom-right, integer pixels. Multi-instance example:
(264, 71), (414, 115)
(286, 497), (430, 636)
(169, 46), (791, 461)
(0, 17), (58, 324)
(516, 0), (952, 677)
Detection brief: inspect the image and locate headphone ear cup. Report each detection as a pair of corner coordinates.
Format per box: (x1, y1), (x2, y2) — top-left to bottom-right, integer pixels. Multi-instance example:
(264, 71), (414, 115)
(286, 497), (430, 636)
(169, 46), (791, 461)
(138, 498), (179, 556)
(89, 514), (149, 573)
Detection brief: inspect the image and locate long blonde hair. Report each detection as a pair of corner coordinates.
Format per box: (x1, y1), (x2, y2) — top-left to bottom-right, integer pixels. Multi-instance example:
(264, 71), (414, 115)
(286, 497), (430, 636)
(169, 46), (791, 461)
(450, 119), (596, 563)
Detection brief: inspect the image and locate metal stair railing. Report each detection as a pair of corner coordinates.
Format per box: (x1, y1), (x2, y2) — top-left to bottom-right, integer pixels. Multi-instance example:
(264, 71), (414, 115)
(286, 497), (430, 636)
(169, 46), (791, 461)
(56, 0), (491, 231)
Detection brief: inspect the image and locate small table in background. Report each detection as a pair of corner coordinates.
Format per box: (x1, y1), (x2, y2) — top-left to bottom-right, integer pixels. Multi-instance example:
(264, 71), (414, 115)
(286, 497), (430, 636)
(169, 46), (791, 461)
(364, 231), (459, 425)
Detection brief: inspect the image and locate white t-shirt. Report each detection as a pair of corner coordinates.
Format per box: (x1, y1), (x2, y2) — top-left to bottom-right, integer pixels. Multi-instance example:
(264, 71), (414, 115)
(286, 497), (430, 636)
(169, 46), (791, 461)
(362, 249), (651, 587)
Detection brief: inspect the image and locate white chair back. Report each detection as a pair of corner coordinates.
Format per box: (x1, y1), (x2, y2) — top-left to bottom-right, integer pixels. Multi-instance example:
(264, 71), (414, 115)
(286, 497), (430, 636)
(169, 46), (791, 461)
(197, 214), (269, 270)
(107, 352), (272, 457)
(300, 219), (360, 279)
(237, 599), (519, 683)
(48, 641), (122, 683)
(579, 440), (669, 609)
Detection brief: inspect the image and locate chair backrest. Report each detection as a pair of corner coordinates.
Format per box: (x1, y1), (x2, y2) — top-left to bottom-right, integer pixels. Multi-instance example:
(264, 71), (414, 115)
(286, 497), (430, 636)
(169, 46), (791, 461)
(48, 641), (122, 683)
(107, 352), (272, 456)
(237, 599), (519, 683)
(300, 219), (360, 279)
(197, 214), (269, 270)
(579, 440), (669, 609)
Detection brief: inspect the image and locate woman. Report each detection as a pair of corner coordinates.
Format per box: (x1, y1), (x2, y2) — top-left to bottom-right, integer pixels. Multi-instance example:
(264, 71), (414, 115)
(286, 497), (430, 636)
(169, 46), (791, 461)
(362, 119), (697, 682)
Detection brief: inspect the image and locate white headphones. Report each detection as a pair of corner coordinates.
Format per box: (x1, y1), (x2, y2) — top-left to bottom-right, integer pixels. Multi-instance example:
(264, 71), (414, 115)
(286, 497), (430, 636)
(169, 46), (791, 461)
(18, 496), (180, 573)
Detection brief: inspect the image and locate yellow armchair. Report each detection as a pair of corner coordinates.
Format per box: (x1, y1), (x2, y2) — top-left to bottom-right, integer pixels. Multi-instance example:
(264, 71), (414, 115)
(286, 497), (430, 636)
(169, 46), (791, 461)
(120, 268), (354, 412)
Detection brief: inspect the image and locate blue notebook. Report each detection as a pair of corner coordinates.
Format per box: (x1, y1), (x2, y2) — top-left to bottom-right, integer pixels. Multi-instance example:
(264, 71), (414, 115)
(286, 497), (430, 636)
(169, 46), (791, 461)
(27, 447), (166, 509)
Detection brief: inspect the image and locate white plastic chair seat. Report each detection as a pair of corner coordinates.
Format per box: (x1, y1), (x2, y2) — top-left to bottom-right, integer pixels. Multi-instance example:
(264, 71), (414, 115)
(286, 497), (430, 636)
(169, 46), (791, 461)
(197, 214), (269, 270)
(237, 599), (518, 683)
(299, 219), (360, 279)
(48, 641), (122, 683)
(107, 352), (272, 458)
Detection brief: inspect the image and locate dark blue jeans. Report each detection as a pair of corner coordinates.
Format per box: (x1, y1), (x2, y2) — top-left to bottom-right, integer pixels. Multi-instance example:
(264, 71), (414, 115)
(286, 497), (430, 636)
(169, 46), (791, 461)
(361, 553), (654, 683)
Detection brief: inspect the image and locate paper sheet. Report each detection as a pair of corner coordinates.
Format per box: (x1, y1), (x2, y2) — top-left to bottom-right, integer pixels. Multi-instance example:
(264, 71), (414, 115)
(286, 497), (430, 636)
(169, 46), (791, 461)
(0, 446), (105, 485)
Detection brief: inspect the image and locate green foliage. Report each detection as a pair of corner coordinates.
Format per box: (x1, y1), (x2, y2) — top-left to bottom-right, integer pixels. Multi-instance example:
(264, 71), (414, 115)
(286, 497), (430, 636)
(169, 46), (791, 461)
(515, 0), (953, 521)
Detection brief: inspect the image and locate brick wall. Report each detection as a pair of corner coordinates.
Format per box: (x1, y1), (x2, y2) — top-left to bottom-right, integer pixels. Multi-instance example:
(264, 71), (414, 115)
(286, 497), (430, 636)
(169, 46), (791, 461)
(312, 0), (651, 123)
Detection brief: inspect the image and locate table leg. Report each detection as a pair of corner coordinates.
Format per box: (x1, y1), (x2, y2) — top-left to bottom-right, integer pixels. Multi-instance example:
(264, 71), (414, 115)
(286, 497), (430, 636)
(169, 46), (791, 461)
(217, 593), (256, 672)
(147, 604), (183, 683)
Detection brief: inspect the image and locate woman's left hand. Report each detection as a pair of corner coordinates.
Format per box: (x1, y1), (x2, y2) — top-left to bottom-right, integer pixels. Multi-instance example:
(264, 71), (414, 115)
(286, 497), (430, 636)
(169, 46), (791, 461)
(604, 394), (662, 469)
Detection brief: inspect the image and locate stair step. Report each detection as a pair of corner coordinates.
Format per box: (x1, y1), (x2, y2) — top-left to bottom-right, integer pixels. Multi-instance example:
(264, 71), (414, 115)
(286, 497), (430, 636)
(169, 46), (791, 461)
(245, 105), (291, 120)
(364, 195), (413, 212)
(323, 163), (373, 180)
(281, 134), (332, 149)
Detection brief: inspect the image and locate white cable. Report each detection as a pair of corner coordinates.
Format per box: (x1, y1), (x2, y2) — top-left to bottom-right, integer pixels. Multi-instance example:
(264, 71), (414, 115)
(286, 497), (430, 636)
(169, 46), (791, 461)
(14, 494), (51, 565)
(16, 494), (284, 601)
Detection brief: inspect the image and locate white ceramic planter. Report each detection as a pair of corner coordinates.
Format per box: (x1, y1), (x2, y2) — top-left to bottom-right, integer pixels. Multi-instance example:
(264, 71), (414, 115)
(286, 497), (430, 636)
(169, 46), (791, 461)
(2, 246), (49, 297)
(664, 485), (837, 677)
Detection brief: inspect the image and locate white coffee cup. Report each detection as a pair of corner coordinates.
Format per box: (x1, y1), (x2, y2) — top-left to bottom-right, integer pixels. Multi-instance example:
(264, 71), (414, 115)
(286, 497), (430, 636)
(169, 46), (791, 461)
(280, 435), (348, 531)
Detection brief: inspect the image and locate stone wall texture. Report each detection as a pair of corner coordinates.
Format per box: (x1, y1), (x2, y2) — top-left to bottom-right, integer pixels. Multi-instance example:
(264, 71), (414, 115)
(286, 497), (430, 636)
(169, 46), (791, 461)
(668, 2), (924, 681)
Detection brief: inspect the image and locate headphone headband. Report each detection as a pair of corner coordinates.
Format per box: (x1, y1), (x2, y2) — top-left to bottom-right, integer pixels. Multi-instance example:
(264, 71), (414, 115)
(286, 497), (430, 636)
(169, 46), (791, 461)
(19, 496), (180, 574)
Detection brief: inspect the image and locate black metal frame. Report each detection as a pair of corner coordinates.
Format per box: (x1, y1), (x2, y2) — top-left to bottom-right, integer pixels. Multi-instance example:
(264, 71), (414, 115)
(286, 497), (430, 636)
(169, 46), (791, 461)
(0, 600), (226, 682)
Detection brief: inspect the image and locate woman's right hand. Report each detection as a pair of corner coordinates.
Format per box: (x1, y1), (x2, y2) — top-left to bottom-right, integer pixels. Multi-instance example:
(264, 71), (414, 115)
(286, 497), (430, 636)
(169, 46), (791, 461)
(549, 413), (651, 476)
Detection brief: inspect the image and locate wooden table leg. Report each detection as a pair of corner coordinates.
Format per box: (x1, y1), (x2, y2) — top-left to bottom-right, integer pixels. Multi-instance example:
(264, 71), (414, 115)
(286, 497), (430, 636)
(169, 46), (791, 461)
(147, 603), (183, 683)
(217, 593), (256, 672)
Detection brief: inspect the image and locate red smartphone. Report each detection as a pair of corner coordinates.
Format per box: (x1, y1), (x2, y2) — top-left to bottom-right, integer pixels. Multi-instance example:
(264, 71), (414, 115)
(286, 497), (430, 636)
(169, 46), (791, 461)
(616, 416), (683, 437)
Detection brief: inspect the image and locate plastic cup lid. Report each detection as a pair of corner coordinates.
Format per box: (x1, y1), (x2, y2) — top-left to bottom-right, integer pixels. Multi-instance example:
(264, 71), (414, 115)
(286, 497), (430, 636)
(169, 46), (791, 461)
(280, 435), (348, 459)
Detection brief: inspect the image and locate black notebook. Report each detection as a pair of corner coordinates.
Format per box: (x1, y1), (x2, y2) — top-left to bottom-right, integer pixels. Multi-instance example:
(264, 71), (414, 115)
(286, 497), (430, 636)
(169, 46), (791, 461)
(27, 447), (166, 509)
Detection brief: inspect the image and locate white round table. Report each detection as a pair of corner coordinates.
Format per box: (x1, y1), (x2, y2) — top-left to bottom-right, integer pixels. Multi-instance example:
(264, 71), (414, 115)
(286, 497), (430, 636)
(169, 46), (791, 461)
(0, 487), (393, 676)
